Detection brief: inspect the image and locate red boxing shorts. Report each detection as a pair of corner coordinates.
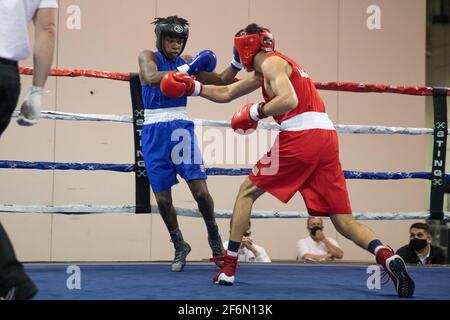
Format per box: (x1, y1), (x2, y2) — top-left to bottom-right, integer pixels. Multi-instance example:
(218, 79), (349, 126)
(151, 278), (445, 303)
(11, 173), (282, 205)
(249, 129), (352, 216)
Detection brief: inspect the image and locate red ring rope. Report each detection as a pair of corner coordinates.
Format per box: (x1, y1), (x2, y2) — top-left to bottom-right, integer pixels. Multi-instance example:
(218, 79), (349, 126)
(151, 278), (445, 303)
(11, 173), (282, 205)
(19, 67), (449, 96)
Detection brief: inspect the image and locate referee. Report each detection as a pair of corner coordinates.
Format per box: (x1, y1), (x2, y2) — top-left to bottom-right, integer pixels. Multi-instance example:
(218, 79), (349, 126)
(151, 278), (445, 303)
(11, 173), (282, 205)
(0, 0), (57, 300)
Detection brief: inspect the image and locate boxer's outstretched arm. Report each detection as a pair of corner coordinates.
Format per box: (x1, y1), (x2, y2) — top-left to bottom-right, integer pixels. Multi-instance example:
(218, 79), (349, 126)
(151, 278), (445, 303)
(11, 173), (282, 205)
(181, 49), (240, 85)
(181, 54), (238, 85)
(200, 73), (261, 103)
(196, 66), (239, 85)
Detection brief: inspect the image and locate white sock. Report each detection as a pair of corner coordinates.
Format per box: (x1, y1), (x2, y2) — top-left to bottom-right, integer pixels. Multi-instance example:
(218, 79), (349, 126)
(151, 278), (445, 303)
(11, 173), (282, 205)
(226, 250), (238, 257)
(374, 245), (388, 256)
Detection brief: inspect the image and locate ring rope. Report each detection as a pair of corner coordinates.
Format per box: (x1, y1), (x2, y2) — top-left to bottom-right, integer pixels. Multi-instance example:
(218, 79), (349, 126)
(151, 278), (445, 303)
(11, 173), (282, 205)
(13, 110), (133, 123)
(0, 160), (447, 182)
(19, 67), (131, 81)
(10, 68), (448, 219)
(10, 111), (445, 136)
(0, 204), (449, 220)
(19, 67), (450, 96)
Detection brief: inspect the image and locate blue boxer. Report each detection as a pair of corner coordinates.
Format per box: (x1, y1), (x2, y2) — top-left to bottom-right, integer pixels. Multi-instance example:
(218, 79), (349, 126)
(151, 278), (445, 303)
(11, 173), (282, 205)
(141, 51), (207, 193)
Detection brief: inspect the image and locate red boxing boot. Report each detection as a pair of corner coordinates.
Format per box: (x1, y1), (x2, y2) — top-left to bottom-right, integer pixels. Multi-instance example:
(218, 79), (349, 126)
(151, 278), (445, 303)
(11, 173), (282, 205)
(213, 251), (239, 286)
(375, 246), (415, 298)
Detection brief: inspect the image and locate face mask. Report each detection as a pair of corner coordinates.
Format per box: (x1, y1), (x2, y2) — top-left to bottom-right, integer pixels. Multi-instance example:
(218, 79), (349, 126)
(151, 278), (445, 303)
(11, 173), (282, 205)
(310, 226), (323, 236)
(409, 238), (428, 251)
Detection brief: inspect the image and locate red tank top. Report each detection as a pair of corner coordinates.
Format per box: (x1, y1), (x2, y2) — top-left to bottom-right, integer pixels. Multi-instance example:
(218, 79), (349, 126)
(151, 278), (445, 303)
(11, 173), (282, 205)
(261, 52), (326, 124)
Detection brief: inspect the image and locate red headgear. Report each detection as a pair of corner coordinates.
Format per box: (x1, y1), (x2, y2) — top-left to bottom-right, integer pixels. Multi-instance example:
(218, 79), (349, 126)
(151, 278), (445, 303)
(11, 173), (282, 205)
(234, 27), (274, 71)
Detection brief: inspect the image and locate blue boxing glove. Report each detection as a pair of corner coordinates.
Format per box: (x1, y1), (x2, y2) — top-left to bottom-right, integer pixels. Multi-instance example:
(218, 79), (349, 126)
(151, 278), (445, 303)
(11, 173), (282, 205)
(230, 47), (242, 71)
(177, 50), (217, 75)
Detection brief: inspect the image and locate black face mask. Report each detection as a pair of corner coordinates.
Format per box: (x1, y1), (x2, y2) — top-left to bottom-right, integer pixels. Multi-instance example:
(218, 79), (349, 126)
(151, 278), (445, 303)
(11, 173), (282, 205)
(310, 226), (323, 236)
(409, 238), (428, 251)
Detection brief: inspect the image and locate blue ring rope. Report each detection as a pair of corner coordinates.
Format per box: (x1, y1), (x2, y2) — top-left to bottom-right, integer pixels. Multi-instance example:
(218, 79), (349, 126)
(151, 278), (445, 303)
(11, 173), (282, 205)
(0, 160), (448, 181)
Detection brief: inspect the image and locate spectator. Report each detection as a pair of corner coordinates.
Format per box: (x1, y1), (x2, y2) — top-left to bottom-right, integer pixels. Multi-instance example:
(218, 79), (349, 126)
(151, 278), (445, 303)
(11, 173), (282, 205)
(297, 217), (344, 261)
(223, 223), (271, 263)
(396, 222), (446, 265)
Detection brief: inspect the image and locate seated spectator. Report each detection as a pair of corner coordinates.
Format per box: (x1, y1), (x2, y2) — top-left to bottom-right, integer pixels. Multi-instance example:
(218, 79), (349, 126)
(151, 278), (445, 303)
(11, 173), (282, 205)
(396, 222), (446, 265)
(297, 217), (344, 261)
(223, 223), (271, 263)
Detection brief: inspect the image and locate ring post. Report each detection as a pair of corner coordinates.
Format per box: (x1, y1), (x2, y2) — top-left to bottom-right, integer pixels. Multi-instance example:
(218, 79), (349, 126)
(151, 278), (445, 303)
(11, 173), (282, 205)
(129, 73), (151, 213)
(429, 87), (449, 220)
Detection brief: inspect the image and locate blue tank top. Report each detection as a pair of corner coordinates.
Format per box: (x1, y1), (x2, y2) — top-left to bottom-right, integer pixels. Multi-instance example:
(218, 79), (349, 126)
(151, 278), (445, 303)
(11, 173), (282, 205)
(141, 52), (187, 110)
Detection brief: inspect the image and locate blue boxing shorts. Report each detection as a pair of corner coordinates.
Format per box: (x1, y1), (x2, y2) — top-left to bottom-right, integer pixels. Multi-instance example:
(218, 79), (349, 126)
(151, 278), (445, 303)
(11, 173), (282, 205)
(142, 119), (207, 193)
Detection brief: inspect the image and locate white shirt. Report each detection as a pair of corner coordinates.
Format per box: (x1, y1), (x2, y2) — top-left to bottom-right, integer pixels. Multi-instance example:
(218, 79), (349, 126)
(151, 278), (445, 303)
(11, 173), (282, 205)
(416, 247), (431, 265)
(223, 241), (271, 263)
(0, 0), (58, 61)
(296, 236), (341, 261)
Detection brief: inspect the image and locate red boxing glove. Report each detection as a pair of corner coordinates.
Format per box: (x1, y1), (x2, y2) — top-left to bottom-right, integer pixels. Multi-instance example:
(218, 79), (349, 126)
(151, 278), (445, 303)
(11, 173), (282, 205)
(160, 72), (185, 98)
(160, 71), (202, 98)
(172, 72), (201, 96)
(231, 102), (266, 135)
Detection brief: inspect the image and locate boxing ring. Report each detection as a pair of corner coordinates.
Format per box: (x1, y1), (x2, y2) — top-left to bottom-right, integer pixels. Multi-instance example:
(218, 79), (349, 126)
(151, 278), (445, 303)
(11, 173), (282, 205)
(1, 67), (450, 300)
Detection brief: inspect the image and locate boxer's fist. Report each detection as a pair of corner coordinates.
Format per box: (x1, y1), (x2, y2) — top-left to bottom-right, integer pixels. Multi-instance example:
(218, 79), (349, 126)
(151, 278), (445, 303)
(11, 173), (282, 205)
(177, 50), (217, 75)
(172, 72), (202, 96)
(231, 103), (266, 134)
(160, 72), (186, 98)
(160, 72), (202, 98)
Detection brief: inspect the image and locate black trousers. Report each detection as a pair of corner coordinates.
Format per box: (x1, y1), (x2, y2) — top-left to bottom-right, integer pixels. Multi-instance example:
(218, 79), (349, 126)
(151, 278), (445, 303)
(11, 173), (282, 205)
(0, 58), (29, 288)
(0, 223), (29, 288)
(0, 58), (20, 136)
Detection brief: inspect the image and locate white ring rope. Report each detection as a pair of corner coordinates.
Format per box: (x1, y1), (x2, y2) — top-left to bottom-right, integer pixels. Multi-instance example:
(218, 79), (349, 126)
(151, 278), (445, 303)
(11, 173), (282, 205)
(0, 205), (135, 213)
(6, 111), (442, 220)
(12, 110), (133, 123)
(11, 110), (442, 135)
(0, 205), (448, 220)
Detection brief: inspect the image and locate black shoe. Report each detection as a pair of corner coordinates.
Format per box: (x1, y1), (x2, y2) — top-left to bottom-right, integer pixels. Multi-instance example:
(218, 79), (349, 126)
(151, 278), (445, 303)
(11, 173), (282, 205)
(0, 280), (38, 300)
(171, 242), (191, 272)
